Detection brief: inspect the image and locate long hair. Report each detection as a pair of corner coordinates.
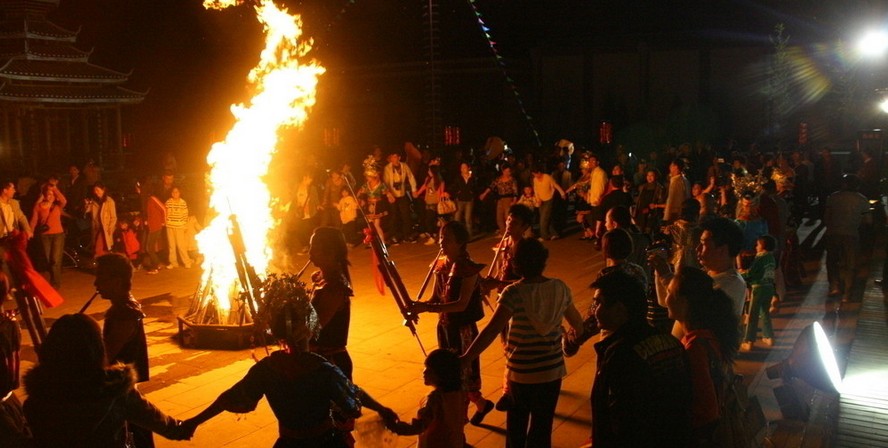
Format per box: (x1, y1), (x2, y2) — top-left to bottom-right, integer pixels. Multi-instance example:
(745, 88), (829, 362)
(37, 314), (106, 380)
(311, 227), (351, 280)
(425, 349), (462, 392)
(675, 267), (739, 361)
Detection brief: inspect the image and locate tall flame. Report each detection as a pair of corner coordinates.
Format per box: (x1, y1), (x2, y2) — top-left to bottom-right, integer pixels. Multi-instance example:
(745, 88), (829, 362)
(197, 0), (324, 315)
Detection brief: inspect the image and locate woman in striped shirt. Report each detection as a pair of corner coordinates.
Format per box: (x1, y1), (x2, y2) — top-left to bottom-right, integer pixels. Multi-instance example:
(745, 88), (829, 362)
(462, 238), (584, 448)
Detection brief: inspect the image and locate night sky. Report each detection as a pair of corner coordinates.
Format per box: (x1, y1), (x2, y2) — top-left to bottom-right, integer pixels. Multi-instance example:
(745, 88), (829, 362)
(47, 0), (881, 171)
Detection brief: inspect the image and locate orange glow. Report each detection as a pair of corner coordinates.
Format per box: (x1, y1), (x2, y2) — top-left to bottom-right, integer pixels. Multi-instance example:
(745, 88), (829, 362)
(197, 0), (324, 317)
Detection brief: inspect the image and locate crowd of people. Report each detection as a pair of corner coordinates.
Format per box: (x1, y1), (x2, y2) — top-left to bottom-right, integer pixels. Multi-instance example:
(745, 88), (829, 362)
(0, 138), (881, 447)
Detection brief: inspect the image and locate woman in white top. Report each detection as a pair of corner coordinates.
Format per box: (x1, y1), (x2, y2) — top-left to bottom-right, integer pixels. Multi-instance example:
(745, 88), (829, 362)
(462, 238), (584, 448)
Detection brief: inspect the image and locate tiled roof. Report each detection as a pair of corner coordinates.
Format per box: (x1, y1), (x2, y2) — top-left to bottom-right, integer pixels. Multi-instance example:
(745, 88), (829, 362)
(0, 39), (88, 60)
(0, 59), (125, 82)
(0, 18), (76, 41)
(0, 83), (145, 104)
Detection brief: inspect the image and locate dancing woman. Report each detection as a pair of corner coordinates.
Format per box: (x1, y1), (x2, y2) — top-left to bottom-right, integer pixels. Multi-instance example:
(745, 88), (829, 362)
(412, 221), (496, 426)
(183, 272), (395, 448)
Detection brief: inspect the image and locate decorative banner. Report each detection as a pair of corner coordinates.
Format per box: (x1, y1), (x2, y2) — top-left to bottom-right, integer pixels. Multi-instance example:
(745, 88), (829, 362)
(466, 0), (541, 146)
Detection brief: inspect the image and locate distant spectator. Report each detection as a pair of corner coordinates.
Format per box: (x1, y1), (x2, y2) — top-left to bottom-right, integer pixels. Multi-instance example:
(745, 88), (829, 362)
(479, 165), (519, 236)
(634, 169), (665, 236)
(85, 182), (116, 259)
(164, 187), (192, 269)
(29, 184), (66, 288)
(663, 158), (691, 223)
(824, 174), (871, 301)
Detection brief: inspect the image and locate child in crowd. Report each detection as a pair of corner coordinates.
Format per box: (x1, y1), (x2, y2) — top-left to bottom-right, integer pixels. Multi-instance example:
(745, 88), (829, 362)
(112, 219), (141, 267)
(337, 188), (360, 246)
(516, 185), (540, 211)
(740, 234), (778, 352)
(516, 185), (540, 236)
(385, 349), (466, 448)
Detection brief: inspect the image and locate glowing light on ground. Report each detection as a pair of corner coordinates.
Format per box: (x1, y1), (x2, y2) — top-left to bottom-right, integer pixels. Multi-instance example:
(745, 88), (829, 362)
(196, 0), (324, 320)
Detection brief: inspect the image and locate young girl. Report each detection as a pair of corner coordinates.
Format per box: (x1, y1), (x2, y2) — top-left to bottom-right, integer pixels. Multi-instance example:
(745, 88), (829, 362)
(740, 234), (778, 351)
(386, 349), (466, 448)
(112, 219), (141, 266)
(516, 185), (540, 211)
(164, 187), (192, 269)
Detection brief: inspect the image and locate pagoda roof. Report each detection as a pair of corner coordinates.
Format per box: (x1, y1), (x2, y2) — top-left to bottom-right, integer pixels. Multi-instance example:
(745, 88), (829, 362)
(0, 59), (127, 83)
(0, 1), (59, 18)
(0, 82), (145, 105)
(0, 39), (88, 61)
(0, 18), (77, 41)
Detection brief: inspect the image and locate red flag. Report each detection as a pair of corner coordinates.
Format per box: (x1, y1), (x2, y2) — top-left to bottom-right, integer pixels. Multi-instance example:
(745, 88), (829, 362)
(363, 229), (385, 295)
(5, 232), (64, 308)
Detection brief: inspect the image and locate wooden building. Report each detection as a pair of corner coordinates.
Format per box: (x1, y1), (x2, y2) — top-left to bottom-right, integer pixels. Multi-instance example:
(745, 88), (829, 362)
(0, 0), (144, 173)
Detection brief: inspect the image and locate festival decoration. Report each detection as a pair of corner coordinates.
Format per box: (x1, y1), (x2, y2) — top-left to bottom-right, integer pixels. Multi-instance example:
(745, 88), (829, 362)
(466, 0), (540, 146)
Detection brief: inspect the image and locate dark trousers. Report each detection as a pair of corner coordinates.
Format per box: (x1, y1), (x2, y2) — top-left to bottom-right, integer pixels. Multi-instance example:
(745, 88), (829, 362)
(145, 229), (163, 269)
(40, 233), (65, 289)
(389, 196), (414, 240)
(506, 378), (562, 448)
(826, 234), (858, 296)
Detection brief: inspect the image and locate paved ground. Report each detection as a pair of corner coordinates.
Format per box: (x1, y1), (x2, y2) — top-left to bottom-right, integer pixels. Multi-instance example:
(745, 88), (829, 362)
(13, 218), (871, 447)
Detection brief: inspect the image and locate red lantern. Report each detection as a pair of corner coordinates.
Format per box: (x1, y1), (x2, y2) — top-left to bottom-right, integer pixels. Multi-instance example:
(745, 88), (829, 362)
(798, 122), (808, 145)
(599, 121), (613, 145)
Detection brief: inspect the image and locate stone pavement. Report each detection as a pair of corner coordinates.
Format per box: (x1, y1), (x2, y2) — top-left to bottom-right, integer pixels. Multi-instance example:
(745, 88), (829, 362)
(13, 219), (874, 447)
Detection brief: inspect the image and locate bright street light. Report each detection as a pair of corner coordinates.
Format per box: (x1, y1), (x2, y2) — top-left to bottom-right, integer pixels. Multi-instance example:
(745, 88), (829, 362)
(858, 30), (888, 58)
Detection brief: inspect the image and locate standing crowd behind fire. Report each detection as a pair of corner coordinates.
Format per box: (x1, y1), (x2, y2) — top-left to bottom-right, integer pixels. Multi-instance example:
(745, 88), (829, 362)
(0, 140), (880, 447)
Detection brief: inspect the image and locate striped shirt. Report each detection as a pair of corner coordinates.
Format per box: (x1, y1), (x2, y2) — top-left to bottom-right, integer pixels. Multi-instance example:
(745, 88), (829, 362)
(164, 198), (189, 229)
(498, 278), (573, 384)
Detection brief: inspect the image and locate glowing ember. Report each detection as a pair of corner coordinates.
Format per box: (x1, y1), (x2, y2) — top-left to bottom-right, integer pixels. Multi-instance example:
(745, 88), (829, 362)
(196, 0), (324, 319)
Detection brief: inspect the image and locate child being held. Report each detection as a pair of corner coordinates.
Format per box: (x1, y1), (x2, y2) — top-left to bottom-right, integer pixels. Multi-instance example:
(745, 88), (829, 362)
(385, 349), (466, 448)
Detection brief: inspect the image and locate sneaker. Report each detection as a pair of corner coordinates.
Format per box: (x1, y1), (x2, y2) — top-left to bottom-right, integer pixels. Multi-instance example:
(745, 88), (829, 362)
(146, 269), (159, 275)
(740, 341), (754, 352)
(166, 264), (176, 270)
(424, 237), (436, 246)
(470, 399), (495, 426)
(549, 235), (559, 241)
(762, 338), (774, 347)
(184, 263), (193, 269)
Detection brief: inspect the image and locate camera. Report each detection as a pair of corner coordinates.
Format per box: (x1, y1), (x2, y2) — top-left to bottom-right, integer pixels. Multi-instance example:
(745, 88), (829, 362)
(645, 239), (671, 259)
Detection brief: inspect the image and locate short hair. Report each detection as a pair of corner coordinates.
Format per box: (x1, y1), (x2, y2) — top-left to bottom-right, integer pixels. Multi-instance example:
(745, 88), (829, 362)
(841, 174), (861, 192)
(609, 175), (624, 188)
(699, 217), (744, 258)
(602, 228), (633, 261)
(96, 253), (133, 290)
(674, 267), (739, 360)
(681, 198), (701, 222)
(608, 206), (633, 228)
(513, 238), (548, 278)
(590, 270), (646, 321)
(758, 234), (777, 252)
(441, 221), (470, 246)
(425, 349), (462, 392)
(670, 158), (685, 171)
(508, 203), (534, 227)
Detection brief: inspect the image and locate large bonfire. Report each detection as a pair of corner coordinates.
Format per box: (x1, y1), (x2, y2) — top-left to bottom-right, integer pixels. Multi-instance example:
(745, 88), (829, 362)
(194, 0), (324, 324)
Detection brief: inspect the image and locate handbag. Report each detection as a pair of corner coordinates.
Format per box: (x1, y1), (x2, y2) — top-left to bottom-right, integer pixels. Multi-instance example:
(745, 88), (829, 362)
(437, 197), (456, 215)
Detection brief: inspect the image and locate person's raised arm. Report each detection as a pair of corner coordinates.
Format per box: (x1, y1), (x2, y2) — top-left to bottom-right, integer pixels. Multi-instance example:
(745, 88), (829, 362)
(461, 303), (512, 363)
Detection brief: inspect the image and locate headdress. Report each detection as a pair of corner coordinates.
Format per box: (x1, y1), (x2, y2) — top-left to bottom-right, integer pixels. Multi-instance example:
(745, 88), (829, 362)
(255, 273), (317, 344)
(362, 155), (379, 178)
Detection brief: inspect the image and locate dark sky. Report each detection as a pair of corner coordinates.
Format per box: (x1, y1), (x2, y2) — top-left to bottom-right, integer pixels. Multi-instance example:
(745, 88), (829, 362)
(45, 0), (881, 169)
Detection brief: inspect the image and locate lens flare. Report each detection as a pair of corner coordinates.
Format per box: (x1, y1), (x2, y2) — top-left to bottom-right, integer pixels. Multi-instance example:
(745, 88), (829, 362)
(196, 0), (325, 319)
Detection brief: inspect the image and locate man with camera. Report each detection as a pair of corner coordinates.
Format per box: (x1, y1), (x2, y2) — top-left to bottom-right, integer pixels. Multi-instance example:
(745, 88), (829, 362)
(650, 217), (746, 339)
